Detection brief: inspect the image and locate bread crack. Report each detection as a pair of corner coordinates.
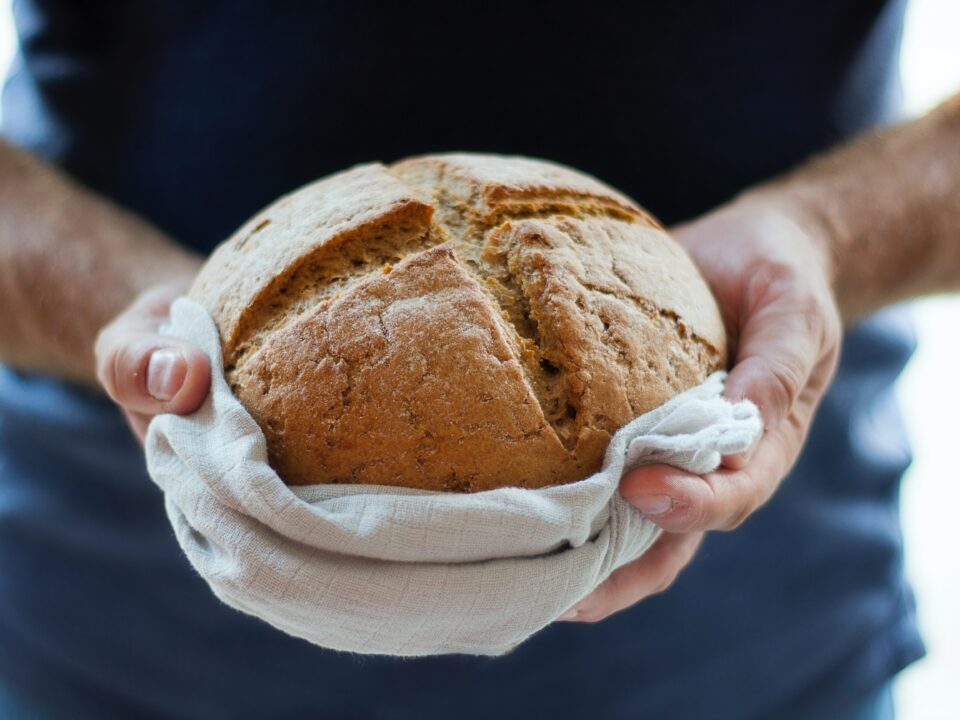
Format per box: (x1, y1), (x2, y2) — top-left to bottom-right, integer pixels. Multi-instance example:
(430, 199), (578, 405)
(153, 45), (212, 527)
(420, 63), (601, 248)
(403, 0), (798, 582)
(229, 220), (443, 372)
(578, 278), (722, 389)
(386, 165), (656, 454)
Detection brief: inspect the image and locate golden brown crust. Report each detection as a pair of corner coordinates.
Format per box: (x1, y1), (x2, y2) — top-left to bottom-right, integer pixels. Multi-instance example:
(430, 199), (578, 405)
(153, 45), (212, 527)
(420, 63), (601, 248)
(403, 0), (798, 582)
(390, 152), (649, 226)
(190, 153), (727, 491)
(189, 164), (435, 369)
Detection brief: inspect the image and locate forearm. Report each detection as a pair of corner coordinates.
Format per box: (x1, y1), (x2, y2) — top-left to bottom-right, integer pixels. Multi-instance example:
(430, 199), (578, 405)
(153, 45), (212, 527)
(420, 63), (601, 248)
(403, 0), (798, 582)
(0, 139), (200, 383)
(740, 92), (960, 323)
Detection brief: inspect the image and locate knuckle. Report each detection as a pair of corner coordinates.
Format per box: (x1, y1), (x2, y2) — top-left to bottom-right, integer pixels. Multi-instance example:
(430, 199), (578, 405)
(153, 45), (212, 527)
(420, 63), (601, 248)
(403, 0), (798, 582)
(822, 298), (842, 338)
(725, 503), (754, 530)
(576, 604), (609, 624)
(679, 500), (709, 532)
(675, 476), (718, 531)
(107, 339), (154, 407)
(749, 479), (770, 514)
(764, 357), (804, 418)
(112, 344), (141, 402)
(797, 295), (825, 334)
(805, 291), (842, 353)
(723, 471), (765, 530)
(752, 258), (795, 289)
(791, 285), (826, 318)
(819, 307), (843, 362)
(97, 343), (125, 400)
(744, 469), (767, 507)
(650, 574), (675, 596)
(745, 259), (798, 307)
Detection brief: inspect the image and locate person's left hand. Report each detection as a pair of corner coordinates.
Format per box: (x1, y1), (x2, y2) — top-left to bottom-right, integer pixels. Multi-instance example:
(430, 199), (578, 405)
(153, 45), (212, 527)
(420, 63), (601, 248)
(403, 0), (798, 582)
(95, 282), (211, 443)
(559, 194), (842, 623)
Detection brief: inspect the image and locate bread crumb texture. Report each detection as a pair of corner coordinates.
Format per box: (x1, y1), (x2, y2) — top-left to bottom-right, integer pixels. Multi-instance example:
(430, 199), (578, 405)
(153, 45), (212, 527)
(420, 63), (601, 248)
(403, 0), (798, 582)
(190, 154), (726, 491)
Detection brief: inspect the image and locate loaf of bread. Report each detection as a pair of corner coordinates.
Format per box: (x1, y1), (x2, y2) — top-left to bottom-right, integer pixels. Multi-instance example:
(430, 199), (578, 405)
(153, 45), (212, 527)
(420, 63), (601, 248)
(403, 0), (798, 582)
(190, 153), (726, 492)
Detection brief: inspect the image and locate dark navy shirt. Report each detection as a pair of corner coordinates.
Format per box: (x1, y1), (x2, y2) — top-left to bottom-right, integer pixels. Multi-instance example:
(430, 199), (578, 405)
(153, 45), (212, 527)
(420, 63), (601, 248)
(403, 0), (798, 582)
(0, 1), (924, 718)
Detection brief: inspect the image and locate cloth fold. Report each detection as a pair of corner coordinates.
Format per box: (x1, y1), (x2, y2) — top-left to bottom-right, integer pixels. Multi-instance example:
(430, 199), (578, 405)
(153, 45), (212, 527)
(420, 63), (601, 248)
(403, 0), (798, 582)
(145, 297), (762, 656)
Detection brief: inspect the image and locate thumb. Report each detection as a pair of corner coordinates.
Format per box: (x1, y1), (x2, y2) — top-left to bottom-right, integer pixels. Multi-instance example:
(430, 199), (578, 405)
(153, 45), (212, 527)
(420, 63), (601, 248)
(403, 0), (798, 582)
(97, 334), (210, 416)
(95, 289), (210, 418)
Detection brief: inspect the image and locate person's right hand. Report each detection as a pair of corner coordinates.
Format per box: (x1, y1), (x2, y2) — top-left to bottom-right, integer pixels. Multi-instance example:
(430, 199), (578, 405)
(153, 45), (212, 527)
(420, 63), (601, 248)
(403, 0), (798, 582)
(559, 193), (842, 623)
(95, 283), (211, 443)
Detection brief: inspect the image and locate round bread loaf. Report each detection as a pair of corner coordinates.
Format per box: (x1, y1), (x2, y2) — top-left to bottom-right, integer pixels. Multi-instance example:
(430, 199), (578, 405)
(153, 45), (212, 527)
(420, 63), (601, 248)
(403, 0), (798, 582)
(189, 153), (727, 492)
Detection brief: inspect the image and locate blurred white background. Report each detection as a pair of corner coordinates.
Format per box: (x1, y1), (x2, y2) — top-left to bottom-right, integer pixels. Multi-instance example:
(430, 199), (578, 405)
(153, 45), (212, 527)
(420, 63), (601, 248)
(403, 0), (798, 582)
(0, 2), (958, 717)
(895, 0), (960, 717)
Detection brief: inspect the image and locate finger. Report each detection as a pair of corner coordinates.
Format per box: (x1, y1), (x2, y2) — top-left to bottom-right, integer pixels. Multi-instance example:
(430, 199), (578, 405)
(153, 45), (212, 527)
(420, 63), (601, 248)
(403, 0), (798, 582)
(620, 458), (776, 533)
(620, 376), (824, 532)
(725, 314), (814, 430)
(96, 331), (210, 417)
(724, 267), (834, 430)
(558, 532), (704, 623)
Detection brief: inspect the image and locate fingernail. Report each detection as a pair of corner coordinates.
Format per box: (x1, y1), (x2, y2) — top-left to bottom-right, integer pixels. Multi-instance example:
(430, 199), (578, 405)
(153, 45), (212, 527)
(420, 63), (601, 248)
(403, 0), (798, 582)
(558, 608), (580, 621)
(628, 494), (674, 517)
(147, 348), (185, 401)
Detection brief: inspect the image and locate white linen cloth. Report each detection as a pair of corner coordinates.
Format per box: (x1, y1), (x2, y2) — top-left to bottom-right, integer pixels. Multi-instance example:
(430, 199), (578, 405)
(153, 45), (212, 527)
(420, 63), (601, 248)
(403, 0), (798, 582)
(145, 298), (763, 657)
